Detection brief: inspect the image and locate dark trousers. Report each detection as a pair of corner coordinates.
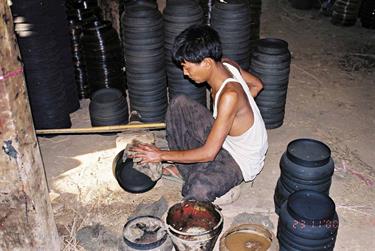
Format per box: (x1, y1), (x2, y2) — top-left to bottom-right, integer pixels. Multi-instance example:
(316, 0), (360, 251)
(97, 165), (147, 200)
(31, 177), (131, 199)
(165, 95), (243, 202)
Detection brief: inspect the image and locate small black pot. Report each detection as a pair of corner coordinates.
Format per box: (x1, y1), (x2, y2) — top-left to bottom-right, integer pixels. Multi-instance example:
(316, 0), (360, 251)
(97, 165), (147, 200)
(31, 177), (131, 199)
(112, 149), (157, 193)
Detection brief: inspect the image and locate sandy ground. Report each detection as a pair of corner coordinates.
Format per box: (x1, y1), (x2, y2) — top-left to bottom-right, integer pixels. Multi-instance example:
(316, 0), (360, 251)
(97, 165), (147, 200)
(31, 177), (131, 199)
(38, 0), (375, 250)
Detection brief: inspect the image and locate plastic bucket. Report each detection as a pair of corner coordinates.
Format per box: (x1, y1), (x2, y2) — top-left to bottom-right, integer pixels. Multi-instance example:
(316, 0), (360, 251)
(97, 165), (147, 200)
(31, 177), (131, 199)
(166, 200), (223, 251)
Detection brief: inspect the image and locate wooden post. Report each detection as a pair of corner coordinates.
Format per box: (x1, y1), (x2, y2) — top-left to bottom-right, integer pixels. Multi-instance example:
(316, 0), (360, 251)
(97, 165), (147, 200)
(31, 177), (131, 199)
(0, 2), (60, 250)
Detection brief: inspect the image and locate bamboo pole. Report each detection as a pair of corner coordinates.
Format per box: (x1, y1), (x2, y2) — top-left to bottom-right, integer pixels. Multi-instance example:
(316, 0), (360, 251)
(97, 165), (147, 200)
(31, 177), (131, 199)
(35, 122), (166, 135)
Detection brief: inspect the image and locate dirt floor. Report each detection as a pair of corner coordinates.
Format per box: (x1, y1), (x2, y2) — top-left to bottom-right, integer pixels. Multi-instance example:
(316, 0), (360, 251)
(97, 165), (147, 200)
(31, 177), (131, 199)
(38, 0), (375, 250)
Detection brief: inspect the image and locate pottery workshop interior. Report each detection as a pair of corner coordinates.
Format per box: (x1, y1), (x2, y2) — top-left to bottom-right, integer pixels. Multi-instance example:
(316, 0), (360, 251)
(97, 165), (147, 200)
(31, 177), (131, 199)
(0, 0), (374, 250)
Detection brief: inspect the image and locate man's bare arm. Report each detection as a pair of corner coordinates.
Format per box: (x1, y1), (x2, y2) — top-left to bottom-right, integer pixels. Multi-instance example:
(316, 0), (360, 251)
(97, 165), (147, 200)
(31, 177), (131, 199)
(130, 90), (238, 164)
(222, 58), (263, 97)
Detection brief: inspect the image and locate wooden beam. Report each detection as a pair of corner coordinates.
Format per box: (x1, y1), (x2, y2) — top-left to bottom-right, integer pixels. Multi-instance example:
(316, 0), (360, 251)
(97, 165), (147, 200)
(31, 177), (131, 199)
(0, 2), (60, 250)
(35, 123), (166, 135)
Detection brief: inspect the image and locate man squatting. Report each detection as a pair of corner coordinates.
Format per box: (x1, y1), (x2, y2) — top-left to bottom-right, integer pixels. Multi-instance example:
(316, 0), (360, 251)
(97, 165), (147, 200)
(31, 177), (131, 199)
(130, 24), (268, 202)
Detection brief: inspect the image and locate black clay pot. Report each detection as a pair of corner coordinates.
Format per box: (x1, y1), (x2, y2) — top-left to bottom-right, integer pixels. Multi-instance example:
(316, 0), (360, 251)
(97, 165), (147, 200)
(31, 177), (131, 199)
(113, 150), (157, 193)
(277, 190), (339, 241)
(274, 138), (335, 214)
(89, 88), (129, 126)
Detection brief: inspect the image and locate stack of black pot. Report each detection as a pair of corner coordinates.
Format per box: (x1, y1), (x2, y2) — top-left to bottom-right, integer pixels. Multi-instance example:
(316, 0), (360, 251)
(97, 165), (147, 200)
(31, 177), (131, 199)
(164, 0), (207, 106)
(11, 0), (76, 129)
(80, 19), (126, 96)
(331, 0), (362, 26)
(274, 138), (335, 215)
(360, 0), (375, 29)
(248, 0), (262, 54)
(277, 190), (339, 251)
(249, 38), (291, 129)
(54, 0), (80, 113)
(65, 0), (102, 99)
(121, 3), (168, 122)
(198, 0), (214, 24)
(211, 0), (252, 69)
(89, 88), (129, 126)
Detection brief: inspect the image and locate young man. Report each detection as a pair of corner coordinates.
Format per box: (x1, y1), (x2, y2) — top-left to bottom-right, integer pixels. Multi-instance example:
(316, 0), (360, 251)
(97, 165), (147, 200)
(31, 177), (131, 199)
(130, 24), (268, 202)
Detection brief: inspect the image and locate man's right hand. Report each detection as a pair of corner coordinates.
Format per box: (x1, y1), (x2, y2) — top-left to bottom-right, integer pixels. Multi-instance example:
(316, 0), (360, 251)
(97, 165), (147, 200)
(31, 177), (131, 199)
(129, 144), (164, 164)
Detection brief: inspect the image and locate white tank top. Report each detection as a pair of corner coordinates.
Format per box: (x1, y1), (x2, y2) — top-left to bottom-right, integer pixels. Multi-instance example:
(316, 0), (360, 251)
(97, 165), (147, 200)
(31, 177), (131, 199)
(213, 62), (268, 181)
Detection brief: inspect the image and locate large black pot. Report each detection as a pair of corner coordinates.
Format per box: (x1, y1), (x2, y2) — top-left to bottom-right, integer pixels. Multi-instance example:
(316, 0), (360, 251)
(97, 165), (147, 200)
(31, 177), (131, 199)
(277, 190), (339, 251)
(274, 138), (335, 214)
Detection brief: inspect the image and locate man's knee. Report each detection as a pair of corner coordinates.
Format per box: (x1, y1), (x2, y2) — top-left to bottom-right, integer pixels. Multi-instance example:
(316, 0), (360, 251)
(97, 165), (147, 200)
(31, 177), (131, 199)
(184, 186), (212, 202)
(183, 177), (216, 202)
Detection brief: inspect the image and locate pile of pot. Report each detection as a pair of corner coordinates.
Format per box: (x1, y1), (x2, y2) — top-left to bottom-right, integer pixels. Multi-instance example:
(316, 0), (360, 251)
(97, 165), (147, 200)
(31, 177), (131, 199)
(249, 38), (291, 129)
(360, 0), (375, 29)
(248, 0), (262, 54)
(274, 138), (335, 215)
(331, 0), (362, 26)
(10, 0), (76, 129)
(89, 88), (129, 126)
(81, 19), (126, 96)
(52, 0), (80, 114)
(197, 0), (214, 24)
(65, 0), (102, 99)
(163, 0), (207, 106)
(277, 190), (339, 251)
(121, 3), (168, 122)
(211, 0), (252, 69)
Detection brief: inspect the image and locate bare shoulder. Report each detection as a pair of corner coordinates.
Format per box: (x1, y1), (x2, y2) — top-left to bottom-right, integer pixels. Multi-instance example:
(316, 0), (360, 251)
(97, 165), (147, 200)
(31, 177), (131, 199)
(223, 81), (243, 94)
(219, 82), (242, 103)
(216, 86), (239, 119)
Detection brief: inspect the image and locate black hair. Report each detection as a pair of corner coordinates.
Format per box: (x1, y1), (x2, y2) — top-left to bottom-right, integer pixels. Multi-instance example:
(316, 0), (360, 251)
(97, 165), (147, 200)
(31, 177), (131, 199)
(172, 24), (222, 65)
